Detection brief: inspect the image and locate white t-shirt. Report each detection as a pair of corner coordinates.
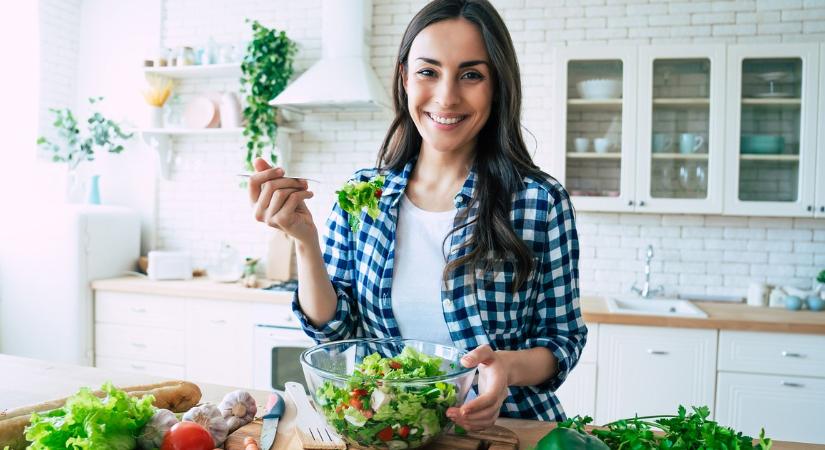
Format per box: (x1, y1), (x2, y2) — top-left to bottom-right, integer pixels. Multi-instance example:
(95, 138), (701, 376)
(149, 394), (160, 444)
(391, 194), (456, 347)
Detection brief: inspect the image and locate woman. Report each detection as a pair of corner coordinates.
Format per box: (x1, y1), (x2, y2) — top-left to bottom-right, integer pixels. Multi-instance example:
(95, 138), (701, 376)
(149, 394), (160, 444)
(249, 0), (587, 428)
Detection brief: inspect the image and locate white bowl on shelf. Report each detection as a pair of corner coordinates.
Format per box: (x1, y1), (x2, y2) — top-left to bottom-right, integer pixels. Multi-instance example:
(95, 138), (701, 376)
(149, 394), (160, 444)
(576, 79), (622, 99)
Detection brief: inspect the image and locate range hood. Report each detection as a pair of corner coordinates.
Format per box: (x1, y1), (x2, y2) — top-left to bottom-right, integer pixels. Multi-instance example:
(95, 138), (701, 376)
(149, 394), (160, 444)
(269, 0), (392, 113)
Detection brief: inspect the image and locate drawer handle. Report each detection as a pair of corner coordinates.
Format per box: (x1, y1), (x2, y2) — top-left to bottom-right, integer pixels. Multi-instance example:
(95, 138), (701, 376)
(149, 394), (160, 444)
(210, 319), (227, 325)
(130, 342), (147, 349)
(647, 349), (668, 355)
(780, 381), (804, 388)
(131, 307), (147, 313)
(131, 364), (146, 370)
(781, 351), (804, 358)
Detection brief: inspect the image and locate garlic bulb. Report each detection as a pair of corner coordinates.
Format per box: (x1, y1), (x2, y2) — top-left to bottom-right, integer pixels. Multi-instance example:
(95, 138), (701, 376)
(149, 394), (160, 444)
(182, 403), (229, 446)
(218, 390), (258, 432)
(137, 408), (178, 449)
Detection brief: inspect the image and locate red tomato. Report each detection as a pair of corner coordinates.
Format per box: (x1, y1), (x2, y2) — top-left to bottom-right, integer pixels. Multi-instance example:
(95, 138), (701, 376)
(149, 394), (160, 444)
(375, 189), (383, 198)
(349, 397), (363, 410)
(376, 426), (394, 442)
(161, 422), (214, 450)
(362, 409), (374, 419)
(389, 360), (402, 370)
(398, 425), (410, 439)
(351, 388), (368, 397)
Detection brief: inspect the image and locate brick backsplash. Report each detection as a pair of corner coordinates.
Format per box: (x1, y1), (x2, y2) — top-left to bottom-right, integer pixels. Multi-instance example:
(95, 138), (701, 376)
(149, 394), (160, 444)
(41, 0), (825, 297)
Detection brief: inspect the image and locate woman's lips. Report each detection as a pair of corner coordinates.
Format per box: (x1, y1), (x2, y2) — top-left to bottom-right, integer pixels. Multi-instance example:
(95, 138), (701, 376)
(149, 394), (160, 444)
(426, 112), (468, 130)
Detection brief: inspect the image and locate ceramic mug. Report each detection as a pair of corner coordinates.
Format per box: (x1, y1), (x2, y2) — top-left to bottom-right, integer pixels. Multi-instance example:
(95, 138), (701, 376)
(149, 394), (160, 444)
(594, 138), (612, 154)
(652, 133), (672, 153)
(574, 137), (589, 153)
(679, 133), (704, 154)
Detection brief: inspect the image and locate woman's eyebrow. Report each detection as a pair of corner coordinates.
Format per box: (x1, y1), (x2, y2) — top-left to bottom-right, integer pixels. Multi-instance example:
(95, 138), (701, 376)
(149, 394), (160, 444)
(416, 57), (489, 68)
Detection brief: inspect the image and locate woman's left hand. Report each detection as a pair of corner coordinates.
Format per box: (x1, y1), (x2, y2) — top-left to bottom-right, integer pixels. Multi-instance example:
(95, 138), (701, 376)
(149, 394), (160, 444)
(446, 344), (510, 431)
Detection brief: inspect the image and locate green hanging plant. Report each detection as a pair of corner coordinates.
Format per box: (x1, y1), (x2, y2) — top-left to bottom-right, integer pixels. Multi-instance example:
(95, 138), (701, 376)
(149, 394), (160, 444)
(240, 19), (298, 172)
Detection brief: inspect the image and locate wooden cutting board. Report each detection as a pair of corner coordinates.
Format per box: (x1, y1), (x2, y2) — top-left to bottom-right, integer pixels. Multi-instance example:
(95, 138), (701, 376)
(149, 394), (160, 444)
(225, 419), (518, 450)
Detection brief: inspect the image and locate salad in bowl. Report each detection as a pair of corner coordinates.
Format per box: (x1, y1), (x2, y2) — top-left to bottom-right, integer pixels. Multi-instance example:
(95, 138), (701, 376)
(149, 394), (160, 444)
(300, 338), (476, 449)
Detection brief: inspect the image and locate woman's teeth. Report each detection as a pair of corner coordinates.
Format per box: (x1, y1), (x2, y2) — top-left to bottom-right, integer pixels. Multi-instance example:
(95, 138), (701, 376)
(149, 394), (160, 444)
(427, 112), (466, 125)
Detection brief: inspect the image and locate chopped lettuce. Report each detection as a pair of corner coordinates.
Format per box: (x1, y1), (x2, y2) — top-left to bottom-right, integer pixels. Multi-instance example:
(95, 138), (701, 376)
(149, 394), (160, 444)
(25, 382), (156, 450)
(336, 175), (385, 232)
(316, 346), (459, 449)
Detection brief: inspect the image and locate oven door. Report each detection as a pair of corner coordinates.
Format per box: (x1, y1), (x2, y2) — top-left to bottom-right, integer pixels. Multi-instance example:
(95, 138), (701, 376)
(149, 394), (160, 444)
(253, 324), (314, 391)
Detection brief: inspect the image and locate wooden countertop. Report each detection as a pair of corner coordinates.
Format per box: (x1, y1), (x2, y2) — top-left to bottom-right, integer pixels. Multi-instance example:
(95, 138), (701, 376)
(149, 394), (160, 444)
(1, 354), (821, 450)
(93, 277), (825, 335)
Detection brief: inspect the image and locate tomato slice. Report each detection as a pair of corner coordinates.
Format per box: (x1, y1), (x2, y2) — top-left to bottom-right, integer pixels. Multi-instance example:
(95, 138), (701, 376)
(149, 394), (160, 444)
(349, 397), (363, 410)
(389, 360), (402, 370)
(376, 426), (394, 442)
(351, 388), (368, 397)
(362, 409), (374, 419)
(398, 425), (410, 439)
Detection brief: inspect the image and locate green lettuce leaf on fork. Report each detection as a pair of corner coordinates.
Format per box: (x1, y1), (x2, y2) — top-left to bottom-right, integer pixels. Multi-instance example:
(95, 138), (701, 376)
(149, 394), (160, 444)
(25, 381), (156, 450)
(336, 175), (385, 232)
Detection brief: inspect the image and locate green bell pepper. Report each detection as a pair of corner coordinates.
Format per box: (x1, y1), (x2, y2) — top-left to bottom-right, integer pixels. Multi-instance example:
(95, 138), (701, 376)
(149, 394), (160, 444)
(534, 427), (610, 450)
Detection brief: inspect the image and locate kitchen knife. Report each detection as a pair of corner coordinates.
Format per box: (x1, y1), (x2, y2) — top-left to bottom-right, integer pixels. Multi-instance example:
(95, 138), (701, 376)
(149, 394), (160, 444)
(260, 391), (285, 450)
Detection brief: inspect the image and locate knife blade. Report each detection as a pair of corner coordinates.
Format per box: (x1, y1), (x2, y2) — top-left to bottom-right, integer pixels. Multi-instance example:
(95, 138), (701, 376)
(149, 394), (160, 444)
(260, 391), (285, 450)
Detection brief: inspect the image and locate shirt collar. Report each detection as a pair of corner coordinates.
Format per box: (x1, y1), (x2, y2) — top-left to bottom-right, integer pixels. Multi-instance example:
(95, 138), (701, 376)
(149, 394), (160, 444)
(379, 156), (478, 208)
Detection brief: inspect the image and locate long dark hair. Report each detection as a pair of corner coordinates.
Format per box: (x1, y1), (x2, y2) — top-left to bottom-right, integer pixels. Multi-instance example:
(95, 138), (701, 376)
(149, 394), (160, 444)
(377, 0), (539, 290)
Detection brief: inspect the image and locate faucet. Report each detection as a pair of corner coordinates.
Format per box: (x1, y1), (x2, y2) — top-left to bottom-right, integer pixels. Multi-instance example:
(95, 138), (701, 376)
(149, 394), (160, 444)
(631, 245), (664, 299)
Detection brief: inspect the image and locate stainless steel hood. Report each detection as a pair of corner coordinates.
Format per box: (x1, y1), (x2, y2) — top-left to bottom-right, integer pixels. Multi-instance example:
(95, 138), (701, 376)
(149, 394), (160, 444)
(268, 0), (392, 113)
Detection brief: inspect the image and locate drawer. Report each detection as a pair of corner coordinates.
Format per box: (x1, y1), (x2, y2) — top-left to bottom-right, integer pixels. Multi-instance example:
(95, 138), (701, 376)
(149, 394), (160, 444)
(95, 323), (185, 365)
(96, 291), (185, 329)
(249, 301), (299, 328)
(718, 330), (825, 378)
(95, 356), (185, 379)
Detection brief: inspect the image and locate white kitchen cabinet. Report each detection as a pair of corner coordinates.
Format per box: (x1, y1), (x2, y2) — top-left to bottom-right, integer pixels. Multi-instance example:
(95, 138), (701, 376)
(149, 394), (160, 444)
(551, 46), (638, 213)
(555, 324), (598, 418)
(96, 356), (186, 379)
(715, 330), (825, 444)
(816, 44), (825, 218)
(716, 372), (825, 444)
(96, 291), (185, 330)
(184, 298), (253, 388)
(723, 44), (820, 217)
(595, 324), (717, 424)
(635, 45), (726, 214)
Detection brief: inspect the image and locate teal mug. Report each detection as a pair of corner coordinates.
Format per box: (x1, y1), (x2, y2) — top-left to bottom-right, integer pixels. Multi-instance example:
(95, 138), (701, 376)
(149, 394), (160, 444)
(807, 296), (824, 312)
(784, 295), (802, 311)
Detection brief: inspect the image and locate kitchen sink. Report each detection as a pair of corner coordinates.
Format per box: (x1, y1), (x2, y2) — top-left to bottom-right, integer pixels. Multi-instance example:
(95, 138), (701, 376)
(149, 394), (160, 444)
(605, 297), (708, 318)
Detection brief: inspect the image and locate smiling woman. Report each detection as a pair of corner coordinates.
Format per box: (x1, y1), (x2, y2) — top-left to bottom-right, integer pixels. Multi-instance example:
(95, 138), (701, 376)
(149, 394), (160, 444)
(248, 0), (587, 432)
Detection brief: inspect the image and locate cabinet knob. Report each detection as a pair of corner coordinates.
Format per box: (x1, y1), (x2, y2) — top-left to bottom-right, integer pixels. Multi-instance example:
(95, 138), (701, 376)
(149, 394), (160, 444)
(820, 206), (824, 213)
(130, 342), (147, 349)
(781, 351), (803, 358)
(628, 200), (634, 206)
(780, 381), (804, 388)
(807, 205), (813, 212)
(639, 201), (646, 207)
(130, 307), (147, 313)
(131, 364), (146, 370)
(646, 349), (668, 355)
(210, 319), (228, 325)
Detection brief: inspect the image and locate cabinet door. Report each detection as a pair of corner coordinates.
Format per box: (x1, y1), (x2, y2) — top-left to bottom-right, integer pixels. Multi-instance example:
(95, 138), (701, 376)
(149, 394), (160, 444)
(716, 372), (825, 444)
(636, 45), (725, 214)
(724, 44), (820, 217)
(596, 324), (717, 424)
(554, 362), (596, 419)
(551, 46), (638, 212)
(816, 44), (825, 218)
(185, 298), (253, 388)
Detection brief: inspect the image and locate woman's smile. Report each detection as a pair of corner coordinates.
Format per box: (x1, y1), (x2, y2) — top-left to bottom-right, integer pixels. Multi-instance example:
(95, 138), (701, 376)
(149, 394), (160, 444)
(425, 111), (470, 129)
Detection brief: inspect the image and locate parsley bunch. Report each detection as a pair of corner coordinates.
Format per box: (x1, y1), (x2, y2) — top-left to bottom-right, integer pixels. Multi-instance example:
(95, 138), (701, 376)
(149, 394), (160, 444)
(336, 175), (385, 232)
(559, 405), (772, 450)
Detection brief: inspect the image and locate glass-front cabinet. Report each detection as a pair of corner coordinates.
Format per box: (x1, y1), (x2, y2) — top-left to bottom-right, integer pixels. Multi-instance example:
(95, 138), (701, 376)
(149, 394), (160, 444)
(724, 44), (820, 217)
(551, 46), (638, 212)
(636, 45), (726, 213)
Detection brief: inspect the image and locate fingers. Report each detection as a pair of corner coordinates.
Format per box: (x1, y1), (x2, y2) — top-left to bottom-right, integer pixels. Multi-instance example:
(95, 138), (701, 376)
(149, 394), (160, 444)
(253, 178), (308, 222)
(249, 166), (282, 204)
(264, 187), (302, 225)
(461, 344), (495, 368)
(253, 157), (271, 172)
(267, 190), (315, 229)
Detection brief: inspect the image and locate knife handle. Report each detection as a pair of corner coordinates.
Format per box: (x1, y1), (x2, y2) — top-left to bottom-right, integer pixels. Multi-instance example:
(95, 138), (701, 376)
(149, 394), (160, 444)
(263, 392), (285, 419)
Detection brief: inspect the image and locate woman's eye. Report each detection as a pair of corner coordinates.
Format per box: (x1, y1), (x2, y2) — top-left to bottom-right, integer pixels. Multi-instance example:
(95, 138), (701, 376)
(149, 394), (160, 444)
(417, 69), (435, 77)
(462, 71), (484, 80)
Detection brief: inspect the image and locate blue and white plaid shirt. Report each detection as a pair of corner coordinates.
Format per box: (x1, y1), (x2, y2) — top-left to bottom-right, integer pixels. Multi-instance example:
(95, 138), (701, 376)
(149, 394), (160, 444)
(292, 159), (587, 421)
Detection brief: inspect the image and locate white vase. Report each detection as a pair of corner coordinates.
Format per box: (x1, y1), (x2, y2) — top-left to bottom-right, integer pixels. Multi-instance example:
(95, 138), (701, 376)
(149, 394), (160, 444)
(219, 92), (242, 128)
(148, 105), (164, 128)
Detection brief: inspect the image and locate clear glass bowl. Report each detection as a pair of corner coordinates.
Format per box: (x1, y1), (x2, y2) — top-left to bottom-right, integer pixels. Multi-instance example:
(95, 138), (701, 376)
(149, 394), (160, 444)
(300, 338), (475, 450)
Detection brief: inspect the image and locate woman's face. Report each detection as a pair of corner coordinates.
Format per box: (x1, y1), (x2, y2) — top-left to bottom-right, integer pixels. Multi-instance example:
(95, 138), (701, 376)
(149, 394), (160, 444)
(403, 18), (494, 157)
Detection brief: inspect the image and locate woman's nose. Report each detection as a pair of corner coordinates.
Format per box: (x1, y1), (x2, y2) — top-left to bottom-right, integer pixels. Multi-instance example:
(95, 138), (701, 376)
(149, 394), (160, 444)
(435, 79), (460, 107)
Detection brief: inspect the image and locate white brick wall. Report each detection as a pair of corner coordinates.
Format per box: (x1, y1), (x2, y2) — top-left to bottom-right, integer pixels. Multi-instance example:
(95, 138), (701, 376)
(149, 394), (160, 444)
(39, 0), (82, 142)
(43, 0), (825, 296)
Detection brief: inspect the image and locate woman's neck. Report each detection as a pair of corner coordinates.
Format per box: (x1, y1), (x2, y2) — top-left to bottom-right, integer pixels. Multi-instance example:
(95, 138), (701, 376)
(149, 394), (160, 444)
(406, 142), (475, 212)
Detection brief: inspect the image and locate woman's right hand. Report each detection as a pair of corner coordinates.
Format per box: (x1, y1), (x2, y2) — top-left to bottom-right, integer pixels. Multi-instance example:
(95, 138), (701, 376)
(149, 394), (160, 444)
(249, 157), (317, 244)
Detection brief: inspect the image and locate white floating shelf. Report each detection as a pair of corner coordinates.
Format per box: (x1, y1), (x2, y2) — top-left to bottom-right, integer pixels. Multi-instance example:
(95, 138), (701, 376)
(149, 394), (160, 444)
(138, 127), (244, 135)
(143, 63), (242, 79)
(741, 98), (801, 106)
(739, 154), (800, 162)
(566, 152), (622, 159)
(652, 98), (710, 107)
(651, 153), (710, 160)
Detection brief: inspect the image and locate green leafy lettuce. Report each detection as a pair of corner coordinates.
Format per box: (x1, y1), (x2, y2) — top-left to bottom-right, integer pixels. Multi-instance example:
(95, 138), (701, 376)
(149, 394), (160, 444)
(25, 382), (156, 450)
(336, 175), (385, 232)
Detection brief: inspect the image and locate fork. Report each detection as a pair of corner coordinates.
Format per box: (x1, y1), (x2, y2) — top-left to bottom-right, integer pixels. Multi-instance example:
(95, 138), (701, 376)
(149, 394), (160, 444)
(284, 382), (346, 449)
(236, 173), (322, 184)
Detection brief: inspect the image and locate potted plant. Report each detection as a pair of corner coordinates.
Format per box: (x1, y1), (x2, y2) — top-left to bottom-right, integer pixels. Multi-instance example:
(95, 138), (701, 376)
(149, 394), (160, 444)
(36, 96), (133, 202)
(240, 19), (297, 173)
